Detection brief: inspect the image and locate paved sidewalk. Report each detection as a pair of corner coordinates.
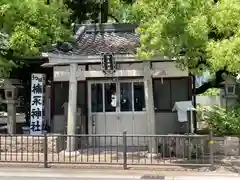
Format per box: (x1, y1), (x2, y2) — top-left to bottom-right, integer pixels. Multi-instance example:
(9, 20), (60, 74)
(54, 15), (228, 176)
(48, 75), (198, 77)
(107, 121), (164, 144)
(0, 161), (238, 173)
(0, 166), (239, 176)
(0, 167), (239, 180)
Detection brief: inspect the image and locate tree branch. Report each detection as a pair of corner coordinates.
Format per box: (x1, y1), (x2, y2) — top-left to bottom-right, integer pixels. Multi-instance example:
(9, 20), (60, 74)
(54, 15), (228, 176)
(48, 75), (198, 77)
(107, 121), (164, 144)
(195, 69), (228, 95)
(107, 14), (120, 22)
(195, 81), (224, 95)
(0, 48), (46, 63)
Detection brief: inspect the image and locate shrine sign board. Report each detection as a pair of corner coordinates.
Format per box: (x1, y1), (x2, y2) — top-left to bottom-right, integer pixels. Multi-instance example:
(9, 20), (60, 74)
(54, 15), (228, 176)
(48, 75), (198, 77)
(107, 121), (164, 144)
(30, 74), (45, 135)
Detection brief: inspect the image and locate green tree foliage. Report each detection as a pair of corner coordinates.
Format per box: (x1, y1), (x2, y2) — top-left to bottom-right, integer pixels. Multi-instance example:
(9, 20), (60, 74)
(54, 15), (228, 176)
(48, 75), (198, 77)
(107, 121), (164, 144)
(0, 0), (72, 76)
(0, 0), (134, 76)
(201, 88), (220, 96)
(133, 0), (240, 75)
(65, 0), (135, 24)
(108, 0), (136, 23)
(64, 0), (100, 23)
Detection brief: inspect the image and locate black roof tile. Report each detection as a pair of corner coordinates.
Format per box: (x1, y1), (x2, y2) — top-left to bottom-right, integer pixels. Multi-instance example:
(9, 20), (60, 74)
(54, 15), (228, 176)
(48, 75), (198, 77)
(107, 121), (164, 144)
(50, 23), (140, 56)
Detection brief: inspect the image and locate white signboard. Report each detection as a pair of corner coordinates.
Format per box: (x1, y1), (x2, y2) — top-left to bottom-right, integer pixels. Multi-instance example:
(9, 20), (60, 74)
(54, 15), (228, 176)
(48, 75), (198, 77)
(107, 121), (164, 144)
(30, 73), (45, 135)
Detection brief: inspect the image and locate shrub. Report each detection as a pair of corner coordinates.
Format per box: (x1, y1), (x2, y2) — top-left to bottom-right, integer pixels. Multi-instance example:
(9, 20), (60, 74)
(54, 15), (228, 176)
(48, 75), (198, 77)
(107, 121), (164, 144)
(197, 105), (240, 136)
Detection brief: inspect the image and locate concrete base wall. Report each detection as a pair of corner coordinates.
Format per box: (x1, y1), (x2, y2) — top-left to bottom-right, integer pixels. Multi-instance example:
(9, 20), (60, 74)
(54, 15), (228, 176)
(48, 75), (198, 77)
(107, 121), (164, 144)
(0, 134), (65, 153)
(1, 134), (239, 157)
(213, 136), (240, 156)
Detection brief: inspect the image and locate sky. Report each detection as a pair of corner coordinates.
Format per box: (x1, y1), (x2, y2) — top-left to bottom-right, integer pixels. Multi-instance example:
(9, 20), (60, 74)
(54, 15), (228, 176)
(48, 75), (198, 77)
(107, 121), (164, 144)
(195, 71), (210, 88)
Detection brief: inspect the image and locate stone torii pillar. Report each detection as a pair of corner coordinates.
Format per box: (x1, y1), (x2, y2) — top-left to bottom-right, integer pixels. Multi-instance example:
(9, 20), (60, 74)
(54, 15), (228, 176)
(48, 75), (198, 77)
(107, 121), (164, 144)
(65, 63), (78, 156)
(143, 61), (157, 155)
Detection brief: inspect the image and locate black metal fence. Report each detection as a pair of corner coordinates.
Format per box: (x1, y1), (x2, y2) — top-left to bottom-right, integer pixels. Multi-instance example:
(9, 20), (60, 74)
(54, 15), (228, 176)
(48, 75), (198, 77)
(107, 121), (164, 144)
(0, 132), (214, 169)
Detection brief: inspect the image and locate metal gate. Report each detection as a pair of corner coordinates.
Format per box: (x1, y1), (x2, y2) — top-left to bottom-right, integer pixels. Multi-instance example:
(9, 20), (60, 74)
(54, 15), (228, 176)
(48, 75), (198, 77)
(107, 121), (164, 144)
(88, 79), (148, 146)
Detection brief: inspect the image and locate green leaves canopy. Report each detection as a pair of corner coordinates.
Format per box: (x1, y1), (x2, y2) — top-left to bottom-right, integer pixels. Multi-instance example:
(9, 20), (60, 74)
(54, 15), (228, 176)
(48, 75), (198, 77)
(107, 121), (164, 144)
(0, 0), (72, 76)
(108, 0), (137, 23)
(133, 0), (240, 74)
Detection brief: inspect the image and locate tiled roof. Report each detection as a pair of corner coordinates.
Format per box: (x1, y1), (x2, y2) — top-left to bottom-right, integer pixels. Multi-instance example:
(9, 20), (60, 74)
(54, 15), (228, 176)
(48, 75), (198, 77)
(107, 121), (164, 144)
(51, 23), (140, 56)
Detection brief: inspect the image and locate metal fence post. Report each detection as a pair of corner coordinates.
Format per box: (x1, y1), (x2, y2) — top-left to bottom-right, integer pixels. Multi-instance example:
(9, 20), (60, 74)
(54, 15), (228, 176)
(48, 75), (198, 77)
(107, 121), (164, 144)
(123, 131), (127, 170)
(43, 132), (48, 168)
(209, 131), (214, 170)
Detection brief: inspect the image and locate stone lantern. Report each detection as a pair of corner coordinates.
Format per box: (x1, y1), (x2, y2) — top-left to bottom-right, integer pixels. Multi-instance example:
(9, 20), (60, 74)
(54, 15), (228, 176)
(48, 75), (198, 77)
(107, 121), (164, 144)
(223, 76), (237, 97)
(0, 79), (23, 134)
(221, 76), (238, 109)
(5, 86), (18, 101)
